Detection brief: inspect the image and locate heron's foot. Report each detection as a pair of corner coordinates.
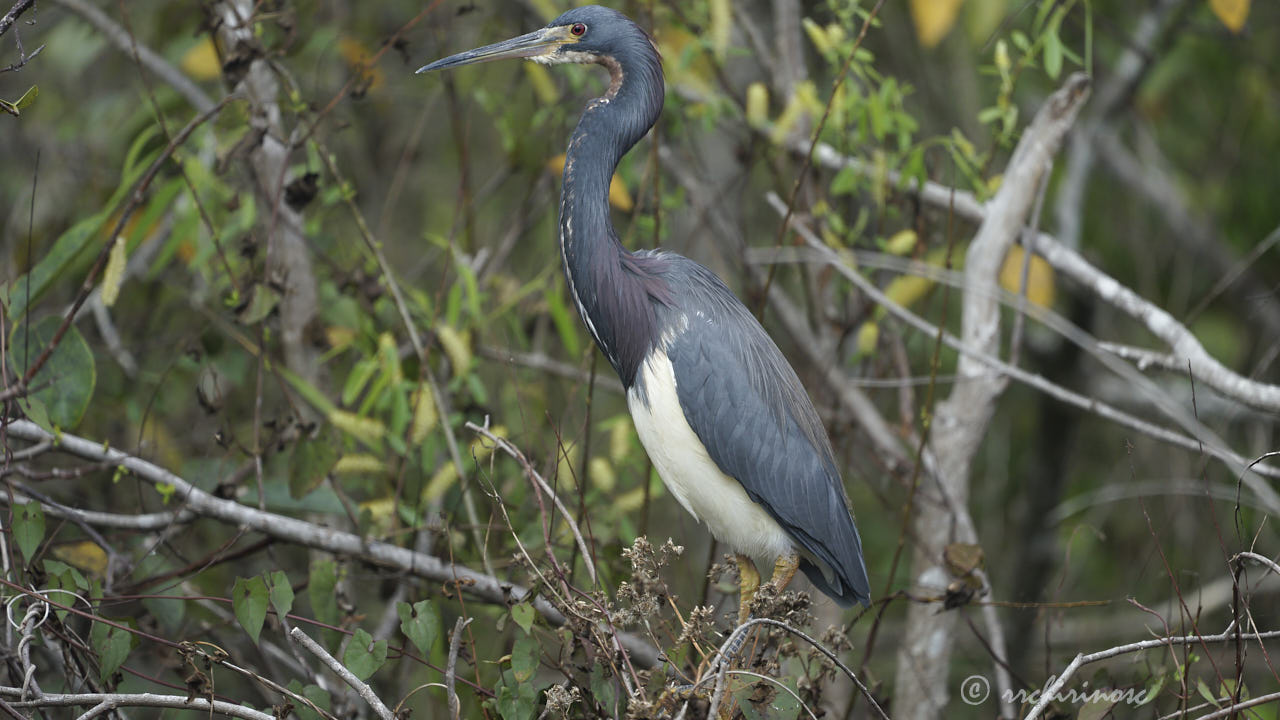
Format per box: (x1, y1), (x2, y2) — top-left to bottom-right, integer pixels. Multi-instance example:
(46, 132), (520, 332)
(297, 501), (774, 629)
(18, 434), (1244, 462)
(769, 550), (800, 593)
(734, 554), (760, 626)
(743, 551), (804, 621)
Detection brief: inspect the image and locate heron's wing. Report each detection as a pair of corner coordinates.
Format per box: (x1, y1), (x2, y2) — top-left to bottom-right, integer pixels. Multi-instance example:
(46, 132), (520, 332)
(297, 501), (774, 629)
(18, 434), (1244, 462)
(662, 262), (870, 606)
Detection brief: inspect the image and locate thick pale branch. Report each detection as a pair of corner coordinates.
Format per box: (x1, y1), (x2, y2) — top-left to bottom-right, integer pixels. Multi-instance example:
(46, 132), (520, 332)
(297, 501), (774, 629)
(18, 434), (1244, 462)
(898, 72), (1090, 720)
(2, 419), (661, 668)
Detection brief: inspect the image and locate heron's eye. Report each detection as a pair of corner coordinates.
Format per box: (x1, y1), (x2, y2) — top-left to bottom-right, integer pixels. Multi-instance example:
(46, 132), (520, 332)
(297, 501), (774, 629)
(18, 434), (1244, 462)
(570, 22), (587, 36)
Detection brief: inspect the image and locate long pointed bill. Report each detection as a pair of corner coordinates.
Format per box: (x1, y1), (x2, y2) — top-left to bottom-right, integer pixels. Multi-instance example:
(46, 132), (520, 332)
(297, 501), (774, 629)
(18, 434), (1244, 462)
(416, 27), (570, 74)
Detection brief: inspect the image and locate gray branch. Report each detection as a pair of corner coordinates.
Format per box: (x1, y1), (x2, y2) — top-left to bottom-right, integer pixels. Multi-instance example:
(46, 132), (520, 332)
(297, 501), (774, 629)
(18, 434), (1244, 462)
(0, 688), (274, 720)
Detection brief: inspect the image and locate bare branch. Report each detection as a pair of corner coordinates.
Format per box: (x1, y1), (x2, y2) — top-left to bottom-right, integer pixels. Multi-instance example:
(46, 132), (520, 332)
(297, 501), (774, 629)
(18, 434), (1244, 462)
(1023, 627), (1280, 720)
(0, 0), (35, 39)
(0, 688), (274, 720)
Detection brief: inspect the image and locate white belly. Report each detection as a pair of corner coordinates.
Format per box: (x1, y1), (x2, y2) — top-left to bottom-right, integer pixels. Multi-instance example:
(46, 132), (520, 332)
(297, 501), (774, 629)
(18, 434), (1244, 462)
(626, 348), (795, 562)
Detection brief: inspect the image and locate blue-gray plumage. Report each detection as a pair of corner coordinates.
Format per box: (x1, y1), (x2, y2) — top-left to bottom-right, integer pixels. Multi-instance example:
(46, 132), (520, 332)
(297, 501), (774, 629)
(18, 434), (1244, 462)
(419, 5), (870, 615)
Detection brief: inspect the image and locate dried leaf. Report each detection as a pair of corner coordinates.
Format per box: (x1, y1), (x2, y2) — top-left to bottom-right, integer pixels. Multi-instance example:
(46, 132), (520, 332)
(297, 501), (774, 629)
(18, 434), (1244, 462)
(1208, 0), (1249, 32)
(910, 0), (965, 48)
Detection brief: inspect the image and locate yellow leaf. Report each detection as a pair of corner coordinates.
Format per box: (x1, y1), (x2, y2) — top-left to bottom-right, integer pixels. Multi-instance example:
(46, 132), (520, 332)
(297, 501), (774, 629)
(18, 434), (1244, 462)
(358, 496), (396, 536)
(377, 332), (402, 383)
(469, 425), (507, 462)
(825, 22), (847, 47)
(884, 274), (933, 309)
(101, 236), (127, 307)
(709, 0), (731, 59)
(546, 154), (632, 211)
(338, 37), (384, 91)
(745, 82), (769, 129)
(325, 326), (356, 351)
(436, 325), (472, 373)
(885, 229), (918, 256)
(588, 457), (615, 493)
(52, 541), (108, 576)
(335, 454), (386, 475)
(329, 409), (386, 447)
(910, 0), (965, 48)
(422, 463), (458, 502)
(613, 487), (647, 514)
(180, 38), (221, 80)
(965, 0), (1009, 45)
(802, 18), (832, 56)
(408, 383), (438, 445)
(609, 418), (633, 463)
(770, 84), (812, 144)
(856, 322), (879, 355)
(654, 26), (714, 97)
(524, 63), (560, 105)
(557, 445), (581, 488)
(1209, 0), (1249, 32)
(999, 246), (1056, 308)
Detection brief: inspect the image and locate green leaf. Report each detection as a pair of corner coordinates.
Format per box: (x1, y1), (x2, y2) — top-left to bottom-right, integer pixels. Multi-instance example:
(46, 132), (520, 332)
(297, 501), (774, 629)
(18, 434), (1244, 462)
(43, 559), (88, 622)
(4, 136), (159, 320)
(342, 629), (387, 681)
(233, 576), (269, 644)
(12, 502), (44, 563)
(17, 395), (52, 433)
(495, 670), (540, 720)
(286, 680), (332, 720)
(397, 599), (441, 656)
(15, 85), (37, 111)
(134, 555), (184, 630)
(90, 618), (134, 683)
(830, 164), (862, 196)
(1043, 27), (1063, 79)
(589, 663), (617, 715)
(308, 559), (341, 648)
(237, 283), (281, 325)
(9, 316), (97, 429)
(267, 570), (294, 620)
(342, 358), (379, 406)
(511, 633), (539, 683)
(511, 602), (535, 634)
(545, 285), (581, 359)
(289, 434), (338, 499)
(1196, 678), (1220, 707)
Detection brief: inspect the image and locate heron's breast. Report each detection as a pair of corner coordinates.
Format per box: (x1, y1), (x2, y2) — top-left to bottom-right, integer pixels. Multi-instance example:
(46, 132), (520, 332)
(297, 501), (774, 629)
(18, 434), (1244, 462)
(626, 346), (793, 561)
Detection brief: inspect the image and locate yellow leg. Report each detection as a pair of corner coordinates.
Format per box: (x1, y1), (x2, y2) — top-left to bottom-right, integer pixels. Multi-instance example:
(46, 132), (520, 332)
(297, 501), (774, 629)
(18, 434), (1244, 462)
(735, 554), (760, 625)
(769, 551), (800, 593)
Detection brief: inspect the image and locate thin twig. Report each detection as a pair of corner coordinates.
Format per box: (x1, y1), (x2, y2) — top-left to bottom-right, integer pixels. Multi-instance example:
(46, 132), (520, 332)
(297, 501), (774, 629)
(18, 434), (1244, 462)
(465, 420), (597, 583)
(446, 616), (473, 720)
(694, 617), (889, 720)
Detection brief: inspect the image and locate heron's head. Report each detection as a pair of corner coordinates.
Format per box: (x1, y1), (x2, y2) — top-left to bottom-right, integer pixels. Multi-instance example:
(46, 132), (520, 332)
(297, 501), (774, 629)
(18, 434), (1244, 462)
(417, 5), (655, 74)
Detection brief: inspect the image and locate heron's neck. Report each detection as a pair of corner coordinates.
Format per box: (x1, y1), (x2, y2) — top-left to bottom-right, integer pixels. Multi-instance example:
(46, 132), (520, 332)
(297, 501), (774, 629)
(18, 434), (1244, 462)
(557, 45), (665, 386)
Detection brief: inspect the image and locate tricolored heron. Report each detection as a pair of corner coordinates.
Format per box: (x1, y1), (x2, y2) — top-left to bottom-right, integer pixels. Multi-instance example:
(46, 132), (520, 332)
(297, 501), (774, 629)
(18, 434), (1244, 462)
(419, 5), (870, 620)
